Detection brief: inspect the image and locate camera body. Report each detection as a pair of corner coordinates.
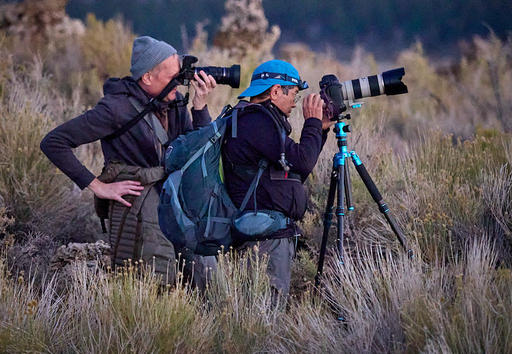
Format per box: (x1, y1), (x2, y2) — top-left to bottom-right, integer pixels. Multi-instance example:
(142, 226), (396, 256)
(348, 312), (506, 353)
(178, 55), (241, 88)
(319, 75), (348, 121)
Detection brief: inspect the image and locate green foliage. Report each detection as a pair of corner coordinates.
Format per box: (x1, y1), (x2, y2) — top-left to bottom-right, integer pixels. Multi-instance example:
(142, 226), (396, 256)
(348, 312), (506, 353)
(71, 13), (135, 104)
(402, 131), (511, 263)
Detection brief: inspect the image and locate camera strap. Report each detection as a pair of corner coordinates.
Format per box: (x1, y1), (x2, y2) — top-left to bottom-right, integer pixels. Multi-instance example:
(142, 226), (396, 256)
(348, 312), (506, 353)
(104, 78), (182, 141)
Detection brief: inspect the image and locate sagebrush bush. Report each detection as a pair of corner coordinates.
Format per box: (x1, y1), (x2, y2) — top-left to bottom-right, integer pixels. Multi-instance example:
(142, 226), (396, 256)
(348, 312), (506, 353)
(0, 58), (73, 226)
(0, 48), (101, 243)
(77, 14), (135, 104)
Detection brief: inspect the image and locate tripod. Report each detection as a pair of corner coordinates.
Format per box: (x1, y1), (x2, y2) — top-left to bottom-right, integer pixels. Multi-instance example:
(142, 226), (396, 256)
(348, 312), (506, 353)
(314, 114), (413, 288)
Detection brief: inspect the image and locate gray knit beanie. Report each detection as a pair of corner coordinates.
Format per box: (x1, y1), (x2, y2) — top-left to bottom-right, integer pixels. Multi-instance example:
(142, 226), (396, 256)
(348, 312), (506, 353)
(130, 36), (177, 80)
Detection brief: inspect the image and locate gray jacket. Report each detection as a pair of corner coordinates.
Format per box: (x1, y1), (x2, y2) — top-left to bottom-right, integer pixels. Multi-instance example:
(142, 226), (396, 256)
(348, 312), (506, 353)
(40, 76), (211, 189)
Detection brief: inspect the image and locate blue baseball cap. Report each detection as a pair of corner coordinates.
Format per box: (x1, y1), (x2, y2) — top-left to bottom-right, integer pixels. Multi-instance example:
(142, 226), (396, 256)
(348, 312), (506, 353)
(238, 59), (309, 99)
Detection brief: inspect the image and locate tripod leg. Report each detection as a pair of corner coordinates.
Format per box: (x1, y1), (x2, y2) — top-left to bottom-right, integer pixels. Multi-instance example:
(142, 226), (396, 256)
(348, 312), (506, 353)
(336, 159), (346, 264)
(344, 161), (354, 211)
(315, 168), (338, 287)
(350, 151), (413, 258)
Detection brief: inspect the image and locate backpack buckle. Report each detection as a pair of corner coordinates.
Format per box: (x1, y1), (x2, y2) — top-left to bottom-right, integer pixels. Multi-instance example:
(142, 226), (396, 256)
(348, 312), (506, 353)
(210, 131), (221, 144)
(220, 104), (233, 118)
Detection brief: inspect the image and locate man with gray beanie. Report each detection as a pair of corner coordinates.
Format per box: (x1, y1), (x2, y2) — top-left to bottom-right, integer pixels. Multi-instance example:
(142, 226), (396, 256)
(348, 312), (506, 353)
(41, 36), (218, 287)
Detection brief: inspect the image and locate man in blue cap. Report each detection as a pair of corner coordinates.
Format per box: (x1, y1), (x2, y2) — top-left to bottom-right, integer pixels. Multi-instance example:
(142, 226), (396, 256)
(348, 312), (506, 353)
(223, 59), (333, 296)
(41, 36), (218, 286)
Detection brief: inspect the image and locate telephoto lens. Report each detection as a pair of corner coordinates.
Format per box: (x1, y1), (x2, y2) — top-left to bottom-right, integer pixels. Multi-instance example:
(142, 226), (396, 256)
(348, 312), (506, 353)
(195, 65), (241, 88)
(340, 67), (408, 101)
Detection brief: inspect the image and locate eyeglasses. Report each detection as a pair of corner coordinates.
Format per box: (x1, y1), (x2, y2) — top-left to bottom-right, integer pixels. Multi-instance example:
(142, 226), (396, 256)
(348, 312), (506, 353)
(280, 86), (301, 103)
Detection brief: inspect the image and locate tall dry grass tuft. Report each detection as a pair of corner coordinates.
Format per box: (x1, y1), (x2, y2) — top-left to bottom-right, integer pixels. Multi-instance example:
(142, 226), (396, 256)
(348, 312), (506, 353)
(0, 254), (215, 352)
(288, 237), (512, 353)
(0, 56), (74, 226)
(482, 164), (512, 263)
(63, 262), (213, 353)
(401, 239), (512, 353)
(207, 248), (281, 352)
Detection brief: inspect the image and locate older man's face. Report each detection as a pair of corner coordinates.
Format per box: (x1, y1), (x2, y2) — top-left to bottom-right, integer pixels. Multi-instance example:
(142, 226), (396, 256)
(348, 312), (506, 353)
(271, 85), (300, 117)
(142, 54), (181, 101)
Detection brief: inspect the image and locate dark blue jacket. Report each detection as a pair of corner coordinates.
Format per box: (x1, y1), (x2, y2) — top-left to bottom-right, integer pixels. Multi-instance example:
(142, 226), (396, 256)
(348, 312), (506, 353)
(222, 100), (328, 221)
(40, 77), (211, 189)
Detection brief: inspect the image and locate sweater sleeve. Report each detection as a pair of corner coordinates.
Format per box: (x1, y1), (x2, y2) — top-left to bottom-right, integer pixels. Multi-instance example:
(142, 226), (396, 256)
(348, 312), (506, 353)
(190, 105), (212, 129)
(177, 104), (212, 135)
(40, 98), (118, 189)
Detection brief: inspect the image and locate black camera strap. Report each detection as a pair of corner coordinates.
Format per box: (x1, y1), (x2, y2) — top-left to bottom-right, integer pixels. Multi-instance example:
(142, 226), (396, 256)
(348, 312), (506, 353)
(104, 78), (182, 141)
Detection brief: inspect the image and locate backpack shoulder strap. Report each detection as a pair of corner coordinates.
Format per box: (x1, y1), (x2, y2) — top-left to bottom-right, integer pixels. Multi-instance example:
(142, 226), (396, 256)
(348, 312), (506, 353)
(238, 159), (268, 213)
(231, 108), (238, 138)
(234, 102), (290, 172)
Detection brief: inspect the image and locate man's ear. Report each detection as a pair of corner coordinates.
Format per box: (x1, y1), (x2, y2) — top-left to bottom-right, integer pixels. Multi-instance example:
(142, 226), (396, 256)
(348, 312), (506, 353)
(140, 72), (152, 86)
(270, 84), (281, 99)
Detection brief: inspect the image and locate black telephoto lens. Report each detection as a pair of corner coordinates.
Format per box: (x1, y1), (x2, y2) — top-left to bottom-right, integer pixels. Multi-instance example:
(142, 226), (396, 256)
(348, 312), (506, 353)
(195, 65), (241, 88)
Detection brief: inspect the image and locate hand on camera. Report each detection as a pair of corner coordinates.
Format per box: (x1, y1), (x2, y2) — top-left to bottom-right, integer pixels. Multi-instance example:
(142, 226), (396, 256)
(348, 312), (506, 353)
(302, 93), (324, 122)
(88, 178), (144, 208)
(321, 103), (336, 130)
(191, 70), (217, 110)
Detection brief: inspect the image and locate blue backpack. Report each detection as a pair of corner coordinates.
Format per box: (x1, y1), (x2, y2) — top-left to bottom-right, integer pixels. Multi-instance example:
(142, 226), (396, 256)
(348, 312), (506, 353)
(158, 101), (291, 256)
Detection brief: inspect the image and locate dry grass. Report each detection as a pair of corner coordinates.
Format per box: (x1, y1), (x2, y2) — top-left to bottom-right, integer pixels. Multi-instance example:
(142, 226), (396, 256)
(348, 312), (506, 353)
(1, 236), (510, 353)
(0, 13), (511, 353)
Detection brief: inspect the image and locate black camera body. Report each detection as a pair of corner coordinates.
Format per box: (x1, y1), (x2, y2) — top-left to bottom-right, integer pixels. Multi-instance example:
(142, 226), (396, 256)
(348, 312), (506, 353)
(178, 55), (241, 88)
(319, 74), (348, 121)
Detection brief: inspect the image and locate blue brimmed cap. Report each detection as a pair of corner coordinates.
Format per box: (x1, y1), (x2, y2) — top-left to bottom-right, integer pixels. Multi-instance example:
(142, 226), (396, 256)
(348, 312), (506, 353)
(238, 60), (308, 99)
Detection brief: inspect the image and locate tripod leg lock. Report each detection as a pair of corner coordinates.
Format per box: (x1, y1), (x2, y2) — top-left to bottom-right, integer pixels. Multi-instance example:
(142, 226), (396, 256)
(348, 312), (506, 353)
(378, 202), (390, 214)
